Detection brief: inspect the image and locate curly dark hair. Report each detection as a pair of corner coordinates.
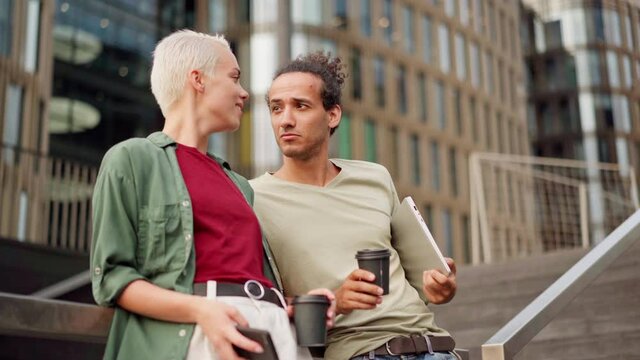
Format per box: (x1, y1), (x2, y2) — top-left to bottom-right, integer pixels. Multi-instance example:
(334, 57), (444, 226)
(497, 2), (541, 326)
(271, 52), (347, 135)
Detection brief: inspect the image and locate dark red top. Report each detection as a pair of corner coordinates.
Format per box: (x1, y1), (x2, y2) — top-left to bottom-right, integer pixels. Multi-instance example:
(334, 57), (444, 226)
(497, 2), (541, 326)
(176, 144), (272, 288)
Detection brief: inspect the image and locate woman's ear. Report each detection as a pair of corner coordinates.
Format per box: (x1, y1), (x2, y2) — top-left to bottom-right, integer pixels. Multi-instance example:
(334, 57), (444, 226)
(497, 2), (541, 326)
(188, 70), (205, 93)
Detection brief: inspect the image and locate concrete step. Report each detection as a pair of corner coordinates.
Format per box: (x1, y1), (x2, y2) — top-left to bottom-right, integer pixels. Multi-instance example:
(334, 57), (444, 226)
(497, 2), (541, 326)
(519, 329), (640, 360)
(432, 238), (640, 360)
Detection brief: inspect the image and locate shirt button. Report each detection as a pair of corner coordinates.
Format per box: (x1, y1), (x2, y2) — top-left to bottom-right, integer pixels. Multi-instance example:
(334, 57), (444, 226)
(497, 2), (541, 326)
(94, 267), (101, 275)
(182, 200), (190, 207)
(185, 234), (192, 241)
(179, 329), (186, 337)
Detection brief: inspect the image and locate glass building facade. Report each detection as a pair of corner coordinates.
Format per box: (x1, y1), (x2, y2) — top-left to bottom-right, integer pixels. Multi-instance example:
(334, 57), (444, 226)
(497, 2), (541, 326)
(49, 0), (196, 164)
(213, 0), (528, 263)
(1, 0), (527, 263)
(523, 0), (640, 176)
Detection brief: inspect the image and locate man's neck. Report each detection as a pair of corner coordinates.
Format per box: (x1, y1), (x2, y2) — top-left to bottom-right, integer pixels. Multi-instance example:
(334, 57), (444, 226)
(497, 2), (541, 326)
(274, 155), (340, 187)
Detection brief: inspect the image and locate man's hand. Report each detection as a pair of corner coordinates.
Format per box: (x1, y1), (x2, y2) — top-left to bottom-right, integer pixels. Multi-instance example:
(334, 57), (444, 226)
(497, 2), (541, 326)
(287, 288), (337, 328)
(422, 257), (457, 304)
(194, 297), (263, 360)
(334, 269), (383, 315)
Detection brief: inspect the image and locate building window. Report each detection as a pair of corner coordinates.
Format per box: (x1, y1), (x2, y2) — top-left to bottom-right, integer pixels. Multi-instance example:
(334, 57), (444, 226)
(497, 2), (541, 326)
(351, 48), (362, 100)
(335, 0), (348, 29)
(625, 12), (632, 47)
(449, 148), (458, 196)
(454, 89), (462, 135)
(431, 141), (440, 191)
(444, 0), (455, 18)
(622, 55), (631, 89)
(484, 50), (493, 94)
(23, 0), (40, 72)
(489, 2), (496, 41)
(374, 56), (385, 107)
(460, 0), (470, 26)
(576, 49), (602, 86)
(470, 97), (479, 143)
(606, 50), (620, 88)
(474, 0), (483, 33)
(390, 126), (399, 177)
(470, 42), (480, 88)
(436, 81), (445, 129)
(403, 5), (414, 53)
(383, 0), (393, 45)
(422, 15), (433, 63)
(3, 84), (23, 164)
(442, 209), (453, 255)
(586, 8), (622, 46)
(455, 32), (466, 80)
(292, 0), (324, 25)
(209, 0), (227, 32)
(423, 205), (434, 228)
(418, 72), (427, 122)
(411, 134), (421, 186)
(338, 113), (352, 159)
(364, 118), (377, 162)
(360, 0), (371, 37)
(485, 105), (493, 149)
(397, 64), (407, 114)
(0, 0), (12, 55)
(439, 24), (450, 73)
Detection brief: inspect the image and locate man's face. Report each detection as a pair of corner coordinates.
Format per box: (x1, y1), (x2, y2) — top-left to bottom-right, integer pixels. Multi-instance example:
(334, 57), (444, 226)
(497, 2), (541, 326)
(200, 46), (249, 132)
(267, 72), (340, 160)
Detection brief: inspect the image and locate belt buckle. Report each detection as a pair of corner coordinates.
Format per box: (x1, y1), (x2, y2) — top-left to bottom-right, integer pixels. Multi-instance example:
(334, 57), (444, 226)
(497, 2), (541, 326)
(385, 340), (400, 356)
(243, 280), (265, 300)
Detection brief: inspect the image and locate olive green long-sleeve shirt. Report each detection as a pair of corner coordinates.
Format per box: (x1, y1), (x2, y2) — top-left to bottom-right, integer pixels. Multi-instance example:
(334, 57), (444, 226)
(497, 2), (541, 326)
(91, 132), (282, 360)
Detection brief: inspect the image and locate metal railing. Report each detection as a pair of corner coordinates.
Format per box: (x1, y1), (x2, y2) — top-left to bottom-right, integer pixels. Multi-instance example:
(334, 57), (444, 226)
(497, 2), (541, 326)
(469, 153), (638, 264)
(0, 292), (112, 343)
(0, 144), (97, 252)
(481, 209), (640, 359)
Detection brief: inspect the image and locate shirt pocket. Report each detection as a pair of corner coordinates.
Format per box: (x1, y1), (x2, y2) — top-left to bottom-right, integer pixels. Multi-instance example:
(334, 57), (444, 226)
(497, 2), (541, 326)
(137, 204), (182, 275)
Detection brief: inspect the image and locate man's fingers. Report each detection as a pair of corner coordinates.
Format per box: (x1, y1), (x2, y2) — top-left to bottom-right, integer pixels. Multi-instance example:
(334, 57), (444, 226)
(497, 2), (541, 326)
(348, 269), (376, 282)
(425, 270), (450, 287)
(445, 257), (457, 275)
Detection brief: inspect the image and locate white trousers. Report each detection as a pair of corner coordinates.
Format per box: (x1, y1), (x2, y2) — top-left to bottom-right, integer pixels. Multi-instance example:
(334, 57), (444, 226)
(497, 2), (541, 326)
(186, 281), (313, 360)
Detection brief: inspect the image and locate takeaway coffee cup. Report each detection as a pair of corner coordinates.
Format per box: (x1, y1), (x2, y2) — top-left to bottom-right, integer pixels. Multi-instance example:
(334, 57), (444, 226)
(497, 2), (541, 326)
(355, 248), (391, 295)
(292, 295), (331, 347)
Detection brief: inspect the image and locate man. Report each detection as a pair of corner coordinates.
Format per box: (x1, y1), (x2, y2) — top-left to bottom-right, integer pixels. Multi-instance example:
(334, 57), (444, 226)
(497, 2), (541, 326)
(91, 30), (332, 360)
(250, 53), (459, 360)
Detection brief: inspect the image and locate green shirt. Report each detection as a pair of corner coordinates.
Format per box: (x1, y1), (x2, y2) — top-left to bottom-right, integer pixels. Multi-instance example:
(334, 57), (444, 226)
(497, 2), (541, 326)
(251, 159), (450, 360)
(91, 132), (282, 360)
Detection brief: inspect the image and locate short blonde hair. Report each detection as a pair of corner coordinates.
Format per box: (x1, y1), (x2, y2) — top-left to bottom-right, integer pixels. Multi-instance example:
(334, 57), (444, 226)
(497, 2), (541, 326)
(150, 29), (230, 115)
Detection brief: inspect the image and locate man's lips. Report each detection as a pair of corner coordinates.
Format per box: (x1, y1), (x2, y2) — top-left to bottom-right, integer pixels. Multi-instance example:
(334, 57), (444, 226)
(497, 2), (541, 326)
(280, 133), (299, 140)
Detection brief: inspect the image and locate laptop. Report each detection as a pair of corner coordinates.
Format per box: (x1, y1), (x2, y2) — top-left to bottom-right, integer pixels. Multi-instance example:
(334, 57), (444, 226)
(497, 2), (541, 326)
(391, 196), (451, 275)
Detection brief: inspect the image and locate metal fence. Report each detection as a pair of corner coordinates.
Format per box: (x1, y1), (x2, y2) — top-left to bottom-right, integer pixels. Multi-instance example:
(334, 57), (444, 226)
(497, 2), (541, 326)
(469, 153), (638, 264)
(0, 144), (97, 252)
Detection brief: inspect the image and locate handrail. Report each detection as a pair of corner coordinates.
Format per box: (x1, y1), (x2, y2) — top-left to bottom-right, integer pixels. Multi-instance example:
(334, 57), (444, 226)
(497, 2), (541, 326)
(0, 292), (112, 343)
(481, 209), (640, 360)
(31, 270), (91, 299)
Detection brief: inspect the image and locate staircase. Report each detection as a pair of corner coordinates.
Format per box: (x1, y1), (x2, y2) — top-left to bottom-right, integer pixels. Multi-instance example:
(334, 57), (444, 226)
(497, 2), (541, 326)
(433, 239), (640, 360)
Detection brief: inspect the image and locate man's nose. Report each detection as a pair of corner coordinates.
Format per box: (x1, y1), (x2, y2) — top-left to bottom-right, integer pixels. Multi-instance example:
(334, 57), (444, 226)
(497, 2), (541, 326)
(280, 107), (296, 128)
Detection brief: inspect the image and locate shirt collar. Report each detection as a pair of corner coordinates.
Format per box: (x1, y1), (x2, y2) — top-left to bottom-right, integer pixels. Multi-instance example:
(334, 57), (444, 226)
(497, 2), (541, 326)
(146, 131), (231, 170)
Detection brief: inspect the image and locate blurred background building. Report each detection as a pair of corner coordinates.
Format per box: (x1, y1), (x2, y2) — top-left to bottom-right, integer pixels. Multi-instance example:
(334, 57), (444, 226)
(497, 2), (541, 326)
(1, 0), (529, 264)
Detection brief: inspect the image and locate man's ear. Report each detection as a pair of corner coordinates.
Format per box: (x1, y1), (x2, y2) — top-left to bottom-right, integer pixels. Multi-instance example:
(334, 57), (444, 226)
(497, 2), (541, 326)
(327, 105), (342, 130)
(188, 70), (205, 92)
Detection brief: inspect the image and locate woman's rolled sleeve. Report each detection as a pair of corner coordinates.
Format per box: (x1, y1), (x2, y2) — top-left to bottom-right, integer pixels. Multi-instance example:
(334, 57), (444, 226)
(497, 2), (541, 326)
(91, 167), (145, 307)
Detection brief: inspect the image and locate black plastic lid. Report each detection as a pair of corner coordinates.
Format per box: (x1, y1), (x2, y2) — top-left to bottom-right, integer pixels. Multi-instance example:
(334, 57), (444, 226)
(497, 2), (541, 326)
(292, 294), (331, 305)
(355, 248), (391, 260)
